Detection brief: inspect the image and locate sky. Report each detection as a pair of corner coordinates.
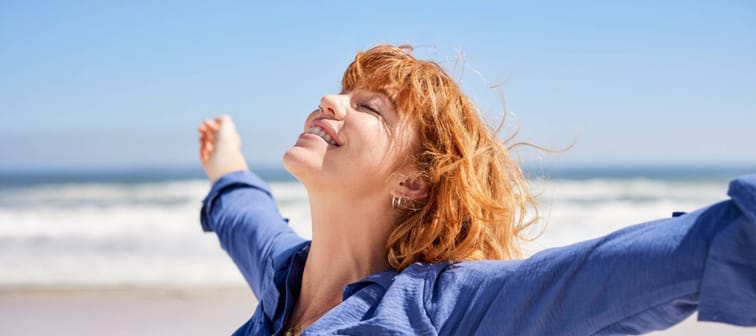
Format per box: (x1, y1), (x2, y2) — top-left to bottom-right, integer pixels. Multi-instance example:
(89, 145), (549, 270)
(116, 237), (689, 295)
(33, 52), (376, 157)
(1, 1), (754, 171)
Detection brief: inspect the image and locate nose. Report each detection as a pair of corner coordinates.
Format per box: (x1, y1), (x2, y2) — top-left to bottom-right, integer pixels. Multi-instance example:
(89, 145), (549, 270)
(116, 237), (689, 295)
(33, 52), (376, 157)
(319, 94), (348, 120)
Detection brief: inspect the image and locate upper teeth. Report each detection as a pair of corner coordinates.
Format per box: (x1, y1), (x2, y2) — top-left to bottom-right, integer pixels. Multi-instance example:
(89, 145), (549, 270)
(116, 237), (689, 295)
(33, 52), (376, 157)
(307, 126), (337, 145)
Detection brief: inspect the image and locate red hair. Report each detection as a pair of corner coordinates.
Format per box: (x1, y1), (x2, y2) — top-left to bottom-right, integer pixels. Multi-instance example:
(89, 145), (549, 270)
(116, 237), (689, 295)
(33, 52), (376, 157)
(342, 45), (538, 271)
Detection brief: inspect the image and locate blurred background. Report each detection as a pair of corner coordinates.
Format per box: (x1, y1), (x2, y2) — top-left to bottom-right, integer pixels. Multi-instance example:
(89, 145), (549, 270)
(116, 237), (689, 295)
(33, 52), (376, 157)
(1, 1), (754, 335)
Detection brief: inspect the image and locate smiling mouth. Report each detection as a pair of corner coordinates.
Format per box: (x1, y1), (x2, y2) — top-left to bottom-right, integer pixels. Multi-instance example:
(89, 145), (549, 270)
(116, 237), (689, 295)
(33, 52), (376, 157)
(306, 126), (339, 146)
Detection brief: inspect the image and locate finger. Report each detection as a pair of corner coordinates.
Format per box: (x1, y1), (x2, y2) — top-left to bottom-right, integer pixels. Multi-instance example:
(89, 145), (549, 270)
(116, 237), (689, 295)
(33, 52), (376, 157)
(200, 141), (212, 160)
(215, 116), (224, 125)
(215, 115), (236, 133)
(199, 128), (210, 139)
(204, 119), (220, 132)
(216, 114), (231, 125)
(198, 127), (212, 139)
(199, 138), (206, 157)
(199, 134), (213, 149)
(199, 134), (211, 149)
(199, 125), (216, 143)
(201, 122), (218, 138)
(204, 131), (215, 144)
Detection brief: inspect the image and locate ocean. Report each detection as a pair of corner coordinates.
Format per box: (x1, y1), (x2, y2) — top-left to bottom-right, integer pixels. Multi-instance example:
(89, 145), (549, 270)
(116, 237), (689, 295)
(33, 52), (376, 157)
(0, 166), (752, 289)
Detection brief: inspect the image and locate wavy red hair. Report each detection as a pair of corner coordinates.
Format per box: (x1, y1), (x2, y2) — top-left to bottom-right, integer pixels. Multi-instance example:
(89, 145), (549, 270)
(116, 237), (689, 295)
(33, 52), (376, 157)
(342, 45), (538, 271)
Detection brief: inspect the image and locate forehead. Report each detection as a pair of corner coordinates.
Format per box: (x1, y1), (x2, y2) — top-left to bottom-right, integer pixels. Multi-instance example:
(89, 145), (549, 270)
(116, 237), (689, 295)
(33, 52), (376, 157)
(341, 53), (411, 105)
(343, 80), (399, 108)
(341, 45), (455, 121)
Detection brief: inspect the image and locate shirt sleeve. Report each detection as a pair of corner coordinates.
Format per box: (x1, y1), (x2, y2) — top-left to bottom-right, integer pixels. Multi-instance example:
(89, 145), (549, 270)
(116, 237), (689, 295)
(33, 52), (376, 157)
(200, 170), (306, 305)
(426, 175), (756, 336)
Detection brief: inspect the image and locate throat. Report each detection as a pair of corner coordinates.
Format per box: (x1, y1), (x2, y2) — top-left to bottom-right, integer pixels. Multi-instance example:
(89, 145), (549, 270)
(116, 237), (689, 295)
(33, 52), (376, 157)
(281, 246), (343, 335)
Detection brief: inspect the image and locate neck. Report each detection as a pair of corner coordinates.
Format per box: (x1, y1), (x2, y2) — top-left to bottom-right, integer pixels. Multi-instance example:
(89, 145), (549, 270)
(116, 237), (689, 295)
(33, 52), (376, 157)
(291, 188), (395, 329)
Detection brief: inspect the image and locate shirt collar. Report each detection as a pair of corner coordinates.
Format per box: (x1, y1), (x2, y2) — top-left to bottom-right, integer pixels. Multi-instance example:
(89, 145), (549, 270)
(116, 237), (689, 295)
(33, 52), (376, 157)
(342, 268), (397, 300)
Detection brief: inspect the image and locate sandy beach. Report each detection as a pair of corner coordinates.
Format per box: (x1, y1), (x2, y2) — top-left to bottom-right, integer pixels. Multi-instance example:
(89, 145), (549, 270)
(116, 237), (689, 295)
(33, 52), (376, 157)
(1, 287), (753, 336)
(0, 287), (254, 336)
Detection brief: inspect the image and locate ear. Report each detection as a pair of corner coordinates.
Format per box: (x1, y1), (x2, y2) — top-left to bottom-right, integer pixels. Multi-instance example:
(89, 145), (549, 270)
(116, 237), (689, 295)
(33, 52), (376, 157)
(395, 174), (428, 201)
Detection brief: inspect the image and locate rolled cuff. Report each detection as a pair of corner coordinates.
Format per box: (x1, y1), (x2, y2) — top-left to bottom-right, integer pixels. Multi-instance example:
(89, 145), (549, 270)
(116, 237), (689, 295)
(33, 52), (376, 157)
(199, 170), (273, 232)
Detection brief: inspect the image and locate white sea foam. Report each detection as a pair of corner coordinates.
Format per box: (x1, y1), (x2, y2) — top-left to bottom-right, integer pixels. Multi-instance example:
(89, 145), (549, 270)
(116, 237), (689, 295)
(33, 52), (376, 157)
(0, 176), (737, 287)
(524, 178), (727, 251)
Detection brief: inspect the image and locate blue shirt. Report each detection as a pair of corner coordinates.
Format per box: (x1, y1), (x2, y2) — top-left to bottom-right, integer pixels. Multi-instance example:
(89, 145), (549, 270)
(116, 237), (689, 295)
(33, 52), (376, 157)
(200, 171), (756, 335)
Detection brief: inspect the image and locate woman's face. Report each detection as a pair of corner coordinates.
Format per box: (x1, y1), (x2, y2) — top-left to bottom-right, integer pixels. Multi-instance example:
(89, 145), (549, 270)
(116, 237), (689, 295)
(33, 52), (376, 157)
(283, 88), (415, 197)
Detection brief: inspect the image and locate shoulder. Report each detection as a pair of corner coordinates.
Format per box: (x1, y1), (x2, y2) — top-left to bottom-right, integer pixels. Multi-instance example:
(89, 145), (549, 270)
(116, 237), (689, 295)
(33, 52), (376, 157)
(424, 260), (522, 285)
(392, 259), (523, 289)
(391, 260), (523, 333)
(385, 259), (524, 307)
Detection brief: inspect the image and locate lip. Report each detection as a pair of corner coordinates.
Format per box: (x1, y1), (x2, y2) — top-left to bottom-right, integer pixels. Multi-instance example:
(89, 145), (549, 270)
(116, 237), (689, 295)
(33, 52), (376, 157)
(311, 118), (343, 146)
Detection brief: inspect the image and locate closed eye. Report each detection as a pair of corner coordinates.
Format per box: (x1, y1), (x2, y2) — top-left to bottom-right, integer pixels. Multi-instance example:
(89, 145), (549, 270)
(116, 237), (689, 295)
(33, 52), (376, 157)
(359, 103), (381, 115)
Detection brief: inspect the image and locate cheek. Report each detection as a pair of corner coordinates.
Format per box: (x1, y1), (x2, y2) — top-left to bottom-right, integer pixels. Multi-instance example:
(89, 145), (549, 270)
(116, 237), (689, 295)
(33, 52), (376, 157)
(355, 121), (393, 160)
(353, 127), (413, 177)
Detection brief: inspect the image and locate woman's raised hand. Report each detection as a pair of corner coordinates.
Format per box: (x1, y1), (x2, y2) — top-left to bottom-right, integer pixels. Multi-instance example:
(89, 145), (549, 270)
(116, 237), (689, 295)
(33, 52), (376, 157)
(198, 115), (249, 183)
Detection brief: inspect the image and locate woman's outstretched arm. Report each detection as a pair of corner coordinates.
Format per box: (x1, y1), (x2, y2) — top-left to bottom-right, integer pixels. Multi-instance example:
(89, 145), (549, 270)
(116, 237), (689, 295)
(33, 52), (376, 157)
(198, 115), (306, 304)
(426, 175), (756, 335)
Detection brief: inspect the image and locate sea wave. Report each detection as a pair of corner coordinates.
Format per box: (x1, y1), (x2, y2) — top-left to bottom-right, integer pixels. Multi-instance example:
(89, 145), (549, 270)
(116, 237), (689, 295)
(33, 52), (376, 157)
(0, 176), (736, 287)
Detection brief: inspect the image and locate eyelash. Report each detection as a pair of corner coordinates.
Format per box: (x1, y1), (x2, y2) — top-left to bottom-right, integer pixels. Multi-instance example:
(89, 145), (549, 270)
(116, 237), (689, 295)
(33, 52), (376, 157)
(358, 103), (380, 115)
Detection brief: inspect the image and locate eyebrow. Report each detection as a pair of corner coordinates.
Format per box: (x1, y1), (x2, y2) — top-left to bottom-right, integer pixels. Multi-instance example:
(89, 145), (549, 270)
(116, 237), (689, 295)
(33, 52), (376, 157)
(363, 92), (392, 109)
(347, 88), (395, 112)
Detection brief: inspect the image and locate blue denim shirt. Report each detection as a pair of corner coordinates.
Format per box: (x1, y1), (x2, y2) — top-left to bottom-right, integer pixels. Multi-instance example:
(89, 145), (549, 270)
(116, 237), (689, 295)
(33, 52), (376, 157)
(200, 171), (756, 335)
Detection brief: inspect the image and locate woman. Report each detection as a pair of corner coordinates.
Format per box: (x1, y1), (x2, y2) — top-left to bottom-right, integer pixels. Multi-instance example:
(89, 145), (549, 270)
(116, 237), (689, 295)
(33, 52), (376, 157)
(197, 45), (755, 335)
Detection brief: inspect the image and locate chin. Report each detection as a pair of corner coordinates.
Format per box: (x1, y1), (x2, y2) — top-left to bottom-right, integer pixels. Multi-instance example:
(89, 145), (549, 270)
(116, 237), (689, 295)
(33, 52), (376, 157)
(282, 149), (301, 175)
(282, 148), (318, 182)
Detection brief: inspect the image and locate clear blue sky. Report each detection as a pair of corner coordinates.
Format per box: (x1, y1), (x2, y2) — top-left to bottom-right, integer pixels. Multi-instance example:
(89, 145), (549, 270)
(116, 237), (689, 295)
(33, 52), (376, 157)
(2, 1), (754, 171)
